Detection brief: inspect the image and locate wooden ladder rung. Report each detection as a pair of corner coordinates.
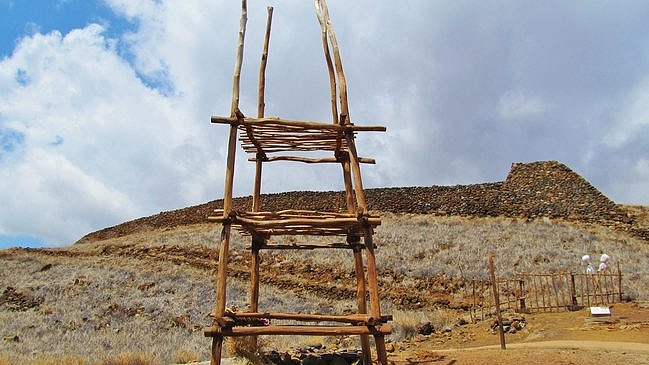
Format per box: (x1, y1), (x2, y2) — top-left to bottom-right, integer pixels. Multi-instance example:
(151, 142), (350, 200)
(204, 324), (392, 337)
(209, 312), (392, 326)
(258, 242), (365, 250)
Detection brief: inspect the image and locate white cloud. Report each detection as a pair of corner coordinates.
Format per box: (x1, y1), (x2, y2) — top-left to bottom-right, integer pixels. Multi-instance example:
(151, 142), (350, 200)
(0, 148), (137, 245)
(605, 75), (649, 148)
(497, 89), (547, 120)
(3, 0), (649, 247)
(601, 157), (649, 205)
(0, 20), (223, 245)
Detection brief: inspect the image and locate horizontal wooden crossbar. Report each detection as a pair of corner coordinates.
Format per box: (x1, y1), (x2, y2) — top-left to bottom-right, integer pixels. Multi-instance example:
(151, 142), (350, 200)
(257, 242), (365, 250)
(247, 155), (376, 164)
(209, 209), (380, 238)
(211, 115), (386, 132)
(204, 324), (392, 337)
(211, 115), (385, 157)
(209, 312), (392, 325)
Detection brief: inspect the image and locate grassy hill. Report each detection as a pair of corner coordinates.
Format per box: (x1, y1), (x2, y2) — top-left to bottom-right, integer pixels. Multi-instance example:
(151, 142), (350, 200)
(2, 161), (648, 364)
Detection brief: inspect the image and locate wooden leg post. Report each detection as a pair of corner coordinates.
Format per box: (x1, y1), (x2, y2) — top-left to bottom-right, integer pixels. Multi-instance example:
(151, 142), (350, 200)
(211, 334), (223, 365)
(489, 252), (506, 350)
(518, 279), (527, 312)
(211, 224), (232, 365)
(375, 335), (388, 365)
(352, 242), (372, 365)
(249, 238), (262, 353)
(363, 227), (388, 365)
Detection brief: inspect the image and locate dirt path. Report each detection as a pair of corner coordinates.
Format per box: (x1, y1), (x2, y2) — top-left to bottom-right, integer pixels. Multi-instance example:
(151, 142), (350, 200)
(414, 341), (649, 365)
(388, 341), (649, 365)
(387, 302), (649, 364)
(450, 339), (649, 352)
(515, 339), (648, 352)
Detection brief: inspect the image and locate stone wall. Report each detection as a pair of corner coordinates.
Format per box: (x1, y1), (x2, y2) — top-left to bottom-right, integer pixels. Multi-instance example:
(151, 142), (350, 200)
(77, 160), (640, 243)
(498, 161), (629, 223)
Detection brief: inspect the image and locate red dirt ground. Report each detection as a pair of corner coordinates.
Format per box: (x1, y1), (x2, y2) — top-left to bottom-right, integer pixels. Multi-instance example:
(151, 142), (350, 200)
(388, 302), (649, 364)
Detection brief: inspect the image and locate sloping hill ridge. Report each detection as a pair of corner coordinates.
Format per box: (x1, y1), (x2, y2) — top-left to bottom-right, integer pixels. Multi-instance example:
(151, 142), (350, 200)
(77, 160), (646, 244)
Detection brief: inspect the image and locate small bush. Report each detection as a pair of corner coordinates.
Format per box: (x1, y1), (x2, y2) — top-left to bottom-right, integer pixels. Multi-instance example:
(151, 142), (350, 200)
(390, 308), (456, 342)
(225, 336), (266, 363)
(171, 349), (201, 364)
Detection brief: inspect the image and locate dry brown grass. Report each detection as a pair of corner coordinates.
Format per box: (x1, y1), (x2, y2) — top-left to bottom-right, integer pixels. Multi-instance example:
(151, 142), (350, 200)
(0, 353), (158, 365)
(282, 213), (649, 299)
(225, 336), (267, 362)
(2, 212), (648, 362)
(171, 349), (202, 364)
(96, 353), (158, 365)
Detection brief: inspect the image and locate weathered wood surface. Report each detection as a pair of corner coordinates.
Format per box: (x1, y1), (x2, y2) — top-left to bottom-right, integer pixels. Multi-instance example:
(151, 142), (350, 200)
(315, 0), (349, 124)
(211, 116), (385, 131)
(248, 155), (376, 164)
(204, 325), (392, 337)
(211, 115), (385, 157)
(468, 270), (624, 319)
(257, 6), (273, 120)
(208, 209), (380, 237)
(208, 2), (391, 365)
(210, 312), (391, 325)
(212, 1), (248, 364)
(489, 252), (506, 349)
(315, 0), (338, 125)
(257, 241), (364, 250)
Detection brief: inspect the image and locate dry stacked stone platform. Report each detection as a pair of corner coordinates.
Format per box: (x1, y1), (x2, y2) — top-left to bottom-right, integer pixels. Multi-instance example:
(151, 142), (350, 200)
(498, 161), (628, 222)
(77, 161), (645, 243)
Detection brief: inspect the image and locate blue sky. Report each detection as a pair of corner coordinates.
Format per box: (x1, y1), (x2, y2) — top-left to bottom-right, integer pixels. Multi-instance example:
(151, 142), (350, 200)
(0, 0), (132, 248)
(1, 1), (129, 55)
(1, 1), (649, 249)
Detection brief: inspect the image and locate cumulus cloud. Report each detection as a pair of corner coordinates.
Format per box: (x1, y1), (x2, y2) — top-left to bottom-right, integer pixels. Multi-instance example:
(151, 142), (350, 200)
(0, 21), (221, 245)
(605, 76), (649, 148)
(2, 0), (649, 246)
(0, 148), (137, 244)
(594, 74), (649, 204)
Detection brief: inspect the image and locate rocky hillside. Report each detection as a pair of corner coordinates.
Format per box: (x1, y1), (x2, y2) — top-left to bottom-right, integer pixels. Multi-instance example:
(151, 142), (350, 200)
(77, 161), (646, 244)
(4, 161), (649, 364)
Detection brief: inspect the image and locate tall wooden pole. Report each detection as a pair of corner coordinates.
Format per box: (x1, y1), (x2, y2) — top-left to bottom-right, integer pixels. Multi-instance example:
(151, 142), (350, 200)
(316, 2), (385, 362)
(252, 6), (273, 212)
(342, 158), (372, 362)
(257, 6), (273, 120)
(213, 2), (247, 365)
(352, 243), (372, 365)
(364, 226), (387, 365)
(617, 262), (622, 302)
(314, 2), (338, 126)
(489, 252), (506, 350)
(314, 0), (349, 121)
(345, 134), (368, 214)
(250, 4), (273, 310)
(248, 10), (273, 353)
(229, 1), (247, 118)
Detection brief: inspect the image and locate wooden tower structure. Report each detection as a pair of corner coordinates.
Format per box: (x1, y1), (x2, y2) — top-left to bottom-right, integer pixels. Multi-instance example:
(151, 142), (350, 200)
(204, 1), (391, 364)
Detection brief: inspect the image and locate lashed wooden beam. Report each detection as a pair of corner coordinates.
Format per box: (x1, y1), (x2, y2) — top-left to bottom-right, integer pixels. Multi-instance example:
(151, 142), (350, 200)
(247, 155), (376, 164)
(212, 115), (386, 132)
(205, 325), (392, 337)
(210, 312), (391, 325)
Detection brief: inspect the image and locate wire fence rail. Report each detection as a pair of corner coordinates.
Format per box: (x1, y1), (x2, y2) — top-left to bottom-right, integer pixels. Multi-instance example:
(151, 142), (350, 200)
(465, 267), (623, 322)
